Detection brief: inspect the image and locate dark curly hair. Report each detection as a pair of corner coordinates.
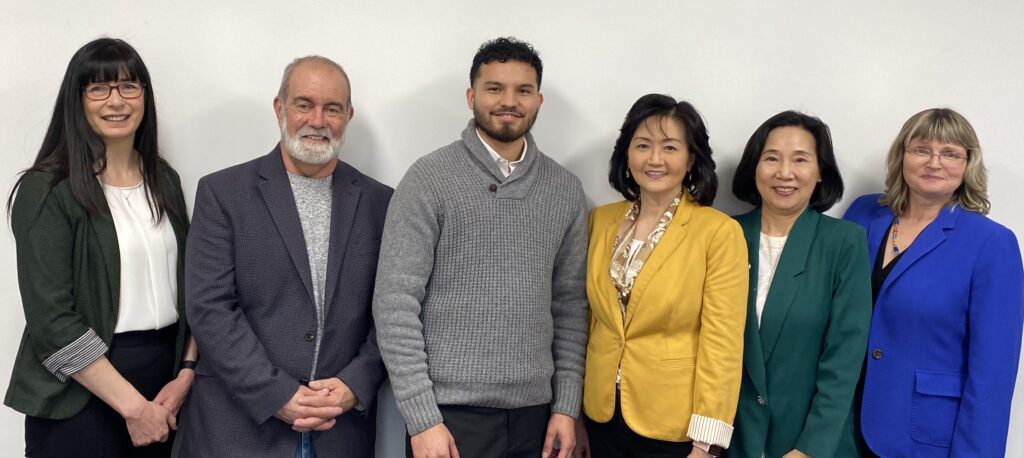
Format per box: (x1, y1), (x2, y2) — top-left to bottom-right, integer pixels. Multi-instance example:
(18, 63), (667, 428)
(470, 37), (543, 88)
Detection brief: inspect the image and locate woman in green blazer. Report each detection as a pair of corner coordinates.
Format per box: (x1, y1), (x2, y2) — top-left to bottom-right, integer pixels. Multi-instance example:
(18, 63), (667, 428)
(728, 112), (872, 458)
(5, 38), (196, 457)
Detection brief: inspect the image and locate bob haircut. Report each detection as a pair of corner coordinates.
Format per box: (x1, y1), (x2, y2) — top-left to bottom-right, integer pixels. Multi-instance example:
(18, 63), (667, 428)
(470, 37), (543, 89)
(8, 37), (175, 221)
(732, 110), (844, 212)
(879, 108), (989, 215)
(608, 94), (718, 206)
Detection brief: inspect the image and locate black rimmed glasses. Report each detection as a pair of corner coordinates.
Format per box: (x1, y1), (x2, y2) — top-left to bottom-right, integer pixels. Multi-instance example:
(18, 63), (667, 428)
(904, 146), (969, 165)
(82, 81), (146, 101)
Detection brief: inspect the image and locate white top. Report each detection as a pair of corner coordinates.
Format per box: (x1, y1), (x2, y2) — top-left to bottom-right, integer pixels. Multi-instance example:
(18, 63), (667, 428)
(103, 181), (179, 333)
(477, 129), (527, 178)
(756, 232), (788, 326)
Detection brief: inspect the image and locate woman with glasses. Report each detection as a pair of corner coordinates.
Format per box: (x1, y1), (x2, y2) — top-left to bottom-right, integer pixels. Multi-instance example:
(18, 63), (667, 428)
(844, 108), (1023, 457)
(728, 111), (871, 458)
(575, 94), (747, 458)
(5, 38), (196, 457)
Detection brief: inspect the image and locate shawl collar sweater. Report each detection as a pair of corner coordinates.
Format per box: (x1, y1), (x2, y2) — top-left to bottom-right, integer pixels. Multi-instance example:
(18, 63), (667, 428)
(374, 120), (589, 435)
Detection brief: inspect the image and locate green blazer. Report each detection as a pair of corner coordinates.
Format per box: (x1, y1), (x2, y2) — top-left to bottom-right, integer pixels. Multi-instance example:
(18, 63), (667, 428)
(4, 164), (189, 419)
(730, 208), (871, 458)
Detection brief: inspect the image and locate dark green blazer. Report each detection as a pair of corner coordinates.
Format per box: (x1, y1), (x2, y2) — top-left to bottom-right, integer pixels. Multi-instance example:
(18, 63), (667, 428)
(730, 208), (871, 458)
(4, 164), (189, 419)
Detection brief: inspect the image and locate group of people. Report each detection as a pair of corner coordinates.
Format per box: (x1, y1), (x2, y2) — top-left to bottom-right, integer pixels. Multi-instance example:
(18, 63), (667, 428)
(4, 35), (1022, 458)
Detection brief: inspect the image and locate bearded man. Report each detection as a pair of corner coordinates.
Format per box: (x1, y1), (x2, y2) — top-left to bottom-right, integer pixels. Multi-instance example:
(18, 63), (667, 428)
(177, 55), (391, 458)
(373, 37), (589, 458)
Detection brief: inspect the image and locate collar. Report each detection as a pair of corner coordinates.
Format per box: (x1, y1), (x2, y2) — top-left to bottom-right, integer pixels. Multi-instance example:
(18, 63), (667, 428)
(476, 128), (527, 166)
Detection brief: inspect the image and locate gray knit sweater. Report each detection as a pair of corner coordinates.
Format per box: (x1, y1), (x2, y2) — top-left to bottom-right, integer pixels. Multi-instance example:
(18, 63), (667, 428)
(373, 120), (589, 435)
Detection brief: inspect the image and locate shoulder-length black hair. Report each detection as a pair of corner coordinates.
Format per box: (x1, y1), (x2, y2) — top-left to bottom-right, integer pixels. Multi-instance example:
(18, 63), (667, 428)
(608, 94), (718, 205)
(732, 110), (844, 212)
(7, 37), (174, 221)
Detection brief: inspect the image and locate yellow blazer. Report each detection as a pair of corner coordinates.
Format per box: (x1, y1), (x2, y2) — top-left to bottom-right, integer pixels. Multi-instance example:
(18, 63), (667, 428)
(583, 197), (748, 443)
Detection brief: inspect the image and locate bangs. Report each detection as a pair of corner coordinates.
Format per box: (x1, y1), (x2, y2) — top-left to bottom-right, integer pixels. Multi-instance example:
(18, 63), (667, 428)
(78, 43), (146, 84)
(905, 110), (977, 150)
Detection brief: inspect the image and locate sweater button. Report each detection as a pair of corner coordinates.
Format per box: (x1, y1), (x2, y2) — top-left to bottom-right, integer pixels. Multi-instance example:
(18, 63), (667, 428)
(488, 184), (497, 192)
(303, 331), (315, 342)
(872, 348), (883, 359)
(757, 395), (766, 406)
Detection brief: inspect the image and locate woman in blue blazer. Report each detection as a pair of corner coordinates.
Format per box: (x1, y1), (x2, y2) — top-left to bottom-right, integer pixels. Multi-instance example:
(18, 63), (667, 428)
(844, 108), (1023, 457)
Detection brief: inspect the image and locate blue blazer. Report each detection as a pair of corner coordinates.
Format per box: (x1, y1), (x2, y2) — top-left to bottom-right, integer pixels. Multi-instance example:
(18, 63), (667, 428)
(844, 194), (1023, 457)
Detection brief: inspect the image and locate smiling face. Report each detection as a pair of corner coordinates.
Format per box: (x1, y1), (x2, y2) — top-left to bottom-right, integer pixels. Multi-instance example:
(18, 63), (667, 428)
(466, 60), (543, 146)
(82, 75), (144, 146)
(627, 116), (693, 202)
(902, 138), (967, 204)
(274, 61), (352, 165)
(755, 126), (821, 218)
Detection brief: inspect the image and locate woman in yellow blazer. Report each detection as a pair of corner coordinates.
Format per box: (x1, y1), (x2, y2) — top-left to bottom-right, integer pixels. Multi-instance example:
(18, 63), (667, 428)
(576, 94), (748, 458)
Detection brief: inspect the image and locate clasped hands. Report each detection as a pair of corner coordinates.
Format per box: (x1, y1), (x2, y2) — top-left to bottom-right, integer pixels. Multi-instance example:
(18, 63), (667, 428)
(274, 378), (358, 432)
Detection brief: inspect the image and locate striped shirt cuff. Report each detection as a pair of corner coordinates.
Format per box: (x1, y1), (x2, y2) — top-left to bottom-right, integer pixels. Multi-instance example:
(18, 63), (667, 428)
(687, 413), (734, 448)
(41, 329), (108, 383)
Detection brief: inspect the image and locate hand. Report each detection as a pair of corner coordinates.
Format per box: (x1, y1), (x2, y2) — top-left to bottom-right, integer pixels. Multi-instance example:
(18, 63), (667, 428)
(123, 400), (172, 447)
(543, 413), (576, 458)
(289, 378), (358, 431)
(782, 450), (812, 458)
(273, 385), (342, 432)
(571, 416), (590, 458)
(410, 423), (460, 458)
(152, 368), (195, 429)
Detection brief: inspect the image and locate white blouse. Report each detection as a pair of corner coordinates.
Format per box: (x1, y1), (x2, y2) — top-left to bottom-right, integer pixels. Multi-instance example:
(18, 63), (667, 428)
(103, 181), (179, 333)
(756, 233), (788, 327)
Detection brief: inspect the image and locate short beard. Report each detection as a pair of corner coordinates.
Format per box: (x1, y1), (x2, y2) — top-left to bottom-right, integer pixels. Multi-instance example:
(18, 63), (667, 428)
(280, 119), (343, 165)
(472, 105), (537, 143)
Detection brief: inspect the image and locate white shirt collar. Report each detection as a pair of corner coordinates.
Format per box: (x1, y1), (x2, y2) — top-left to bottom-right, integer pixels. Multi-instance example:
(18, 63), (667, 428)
(476, 129), (527, 177)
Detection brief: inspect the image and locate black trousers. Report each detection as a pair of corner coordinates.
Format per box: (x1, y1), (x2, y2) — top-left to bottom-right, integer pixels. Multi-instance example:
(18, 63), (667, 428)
(406, 403), (550, 458)
(25, 326), (177, 458)
(583, 391), (693, 458)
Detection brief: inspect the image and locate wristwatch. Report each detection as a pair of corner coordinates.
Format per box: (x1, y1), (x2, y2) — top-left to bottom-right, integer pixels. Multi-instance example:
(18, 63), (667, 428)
(180, 360), (198, 371)
(694, 441), (723, 458)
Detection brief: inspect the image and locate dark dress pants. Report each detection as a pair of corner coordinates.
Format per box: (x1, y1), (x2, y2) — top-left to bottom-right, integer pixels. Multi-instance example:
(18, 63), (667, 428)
(25, 326), (177, 458)
(583, 390), (694, 458)
(407, 403), (550, 458)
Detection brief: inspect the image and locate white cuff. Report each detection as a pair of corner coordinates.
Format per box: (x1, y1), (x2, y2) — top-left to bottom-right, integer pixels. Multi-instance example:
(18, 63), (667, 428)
(41, 329), (108, 383)
(687, 413), (734, 448)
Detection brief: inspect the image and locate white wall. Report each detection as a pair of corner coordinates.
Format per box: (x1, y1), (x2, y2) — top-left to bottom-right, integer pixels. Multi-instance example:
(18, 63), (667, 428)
(2, 1), (1022, 456)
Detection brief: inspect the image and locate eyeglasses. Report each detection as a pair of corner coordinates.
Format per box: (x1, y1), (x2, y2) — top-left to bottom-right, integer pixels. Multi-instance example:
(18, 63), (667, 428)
(904, 146), (969, 164)
(82, 82), (146, 101)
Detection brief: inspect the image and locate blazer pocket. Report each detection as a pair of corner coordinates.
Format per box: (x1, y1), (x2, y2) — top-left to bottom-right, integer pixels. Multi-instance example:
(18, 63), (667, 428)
(910, 369), (964, 448)
(659, 357), (697, 370)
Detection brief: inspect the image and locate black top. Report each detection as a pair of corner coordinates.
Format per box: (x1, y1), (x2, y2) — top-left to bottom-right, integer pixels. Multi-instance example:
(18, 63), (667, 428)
(871, 218), (904, 303)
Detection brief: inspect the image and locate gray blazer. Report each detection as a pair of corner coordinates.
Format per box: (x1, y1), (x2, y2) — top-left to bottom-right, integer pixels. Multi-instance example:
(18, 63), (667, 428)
(177, 148), (392, 457)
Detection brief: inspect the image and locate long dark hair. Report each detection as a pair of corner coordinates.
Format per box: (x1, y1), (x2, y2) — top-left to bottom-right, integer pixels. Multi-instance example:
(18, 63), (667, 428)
(7, 37), (173, 221)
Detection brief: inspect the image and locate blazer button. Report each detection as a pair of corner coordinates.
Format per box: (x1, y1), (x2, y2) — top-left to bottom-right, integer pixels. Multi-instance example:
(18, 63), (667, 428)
(488, 184), (498, 192)
(757, 395), (766, 406)
(872, 348), (883, 360)
(303, 331), (315, 342)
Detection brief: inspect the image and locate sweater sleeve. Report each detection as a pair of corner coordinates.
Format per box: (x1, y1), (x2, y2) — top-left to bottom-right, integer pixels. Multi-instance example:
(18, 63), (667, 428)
(372, 162), (445, 435)
(687, 217), (748, 448)
(12, 174), (108, 383)
(548, 185), (590, 418)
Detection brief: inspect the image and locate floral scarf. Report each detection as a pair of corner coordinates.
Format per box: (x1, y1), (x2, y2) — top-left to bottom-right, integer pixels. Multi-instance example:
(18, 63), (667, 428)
(608, 193), (682, 323)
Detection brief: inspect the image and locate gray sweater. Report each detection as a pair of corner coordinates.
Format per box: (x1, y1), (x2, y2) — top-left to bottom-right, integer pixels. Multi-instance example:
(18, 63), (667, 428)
(373, 120), (589, 435)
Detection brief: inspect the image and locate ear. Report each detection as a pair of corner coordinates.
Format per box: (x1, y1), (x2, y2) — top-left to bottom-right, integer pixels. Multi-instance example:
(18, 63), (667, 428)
(687, 153), (696, 171)
(538, 91), (544, 107)
(466, 87), (475, 110)
(273, 96), (284, 127)
(348, 104), (356, 122)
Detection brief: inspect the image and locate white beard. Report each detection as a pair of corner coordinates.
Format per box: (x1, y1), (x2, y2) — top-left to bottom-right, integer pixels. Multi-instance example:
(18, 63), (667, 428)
(280, 120), (344, 165)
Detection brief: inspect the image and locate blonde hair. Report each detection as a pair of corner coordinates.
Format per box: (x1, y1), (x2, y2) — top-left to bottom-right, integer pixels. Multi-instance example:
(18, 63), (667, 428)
(879, 108), (990, 215)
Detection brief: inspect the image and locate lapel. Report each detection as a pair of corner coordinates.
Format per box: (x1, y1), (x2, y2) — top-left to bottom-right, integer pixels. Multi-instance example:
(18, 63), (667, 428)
(623, 196), (693, 330)
(89, 179), (122, 314)
(322, 163), (362, 313)
(256, 148), (315, 306)
(595, 203), (627, 337)
(877, 205), (959, 299)
(758, 208), (820, 364)
(736, 209), (768, 397)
